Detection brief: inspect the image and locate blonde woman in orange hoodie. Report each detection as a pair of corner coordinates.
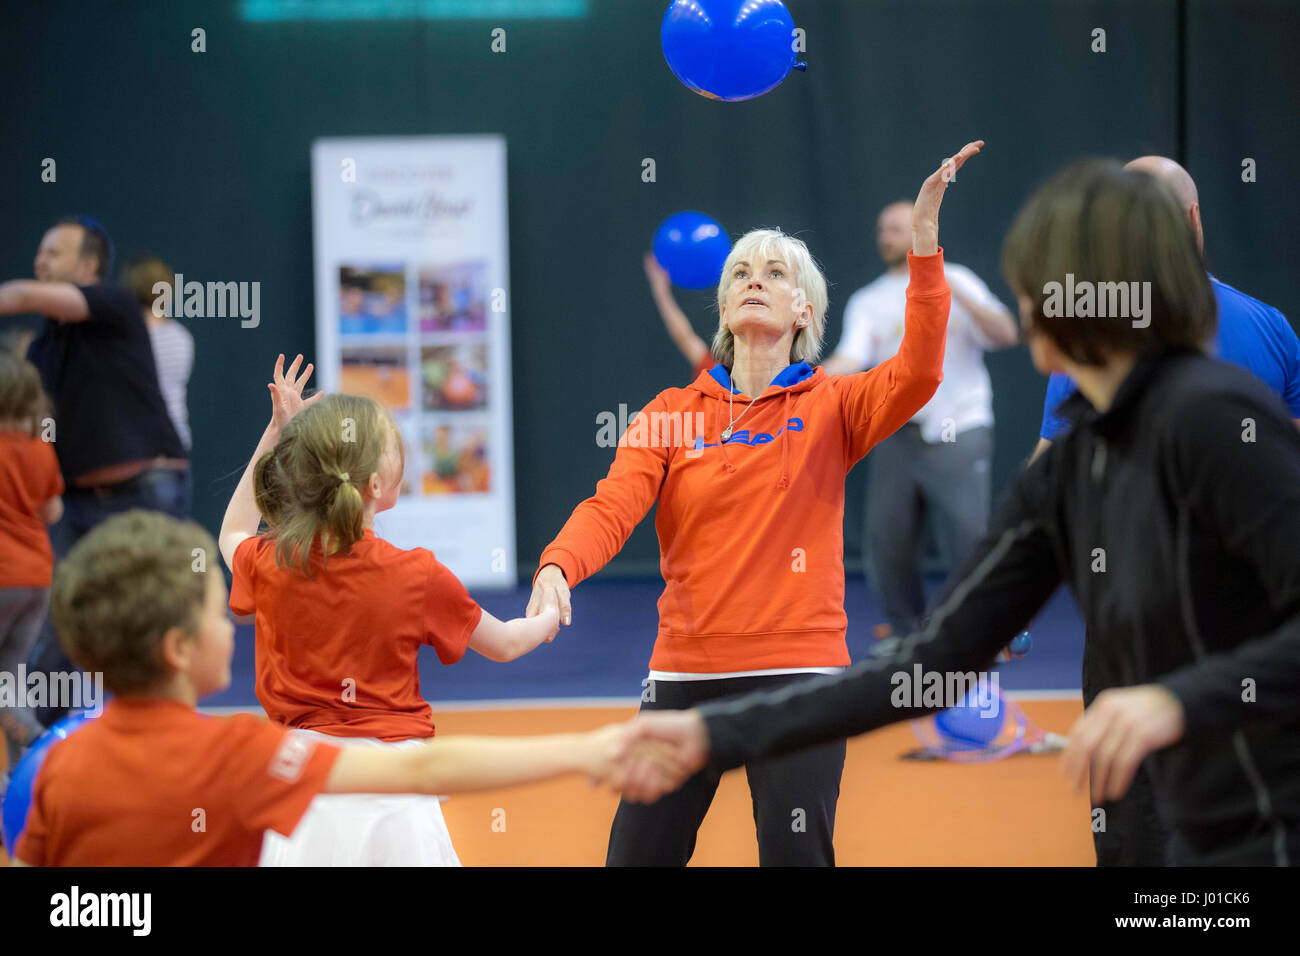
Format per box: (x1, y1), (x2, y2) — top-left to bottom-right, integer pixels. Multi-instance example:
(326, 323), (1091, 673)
(526, 141), (984, 866)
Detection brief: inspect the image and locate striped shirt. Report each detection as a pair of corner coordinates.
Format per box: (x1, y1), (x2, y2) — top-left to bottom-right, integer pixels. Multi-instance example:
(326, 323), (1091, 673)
(148, 318), (194, 451)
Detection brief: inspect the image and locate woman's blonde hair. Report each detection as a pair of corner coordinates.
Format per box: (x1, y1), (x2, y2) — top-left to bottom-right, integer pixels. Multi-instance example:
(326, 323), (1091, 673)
(253, 393), (403, 574)
(712, 228), (829, 367)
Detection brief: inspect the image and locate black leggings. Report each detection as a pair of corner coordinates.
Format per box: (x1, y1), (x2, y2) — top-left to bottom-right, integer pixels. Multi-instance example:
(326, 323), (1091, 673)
(606, 673), (847, 867)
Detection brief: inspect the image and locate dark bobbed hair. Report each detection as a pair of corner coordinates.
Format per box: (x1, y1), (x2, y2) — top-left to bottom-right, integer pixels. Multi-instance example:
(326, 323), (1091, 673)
(1001, 159), (1216, 367)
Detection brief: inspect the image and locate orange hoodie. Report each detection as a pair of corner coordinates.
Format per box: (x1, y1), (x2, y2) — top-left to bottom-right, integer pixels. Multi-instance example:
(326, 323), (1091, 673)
(538, 250), (950, 673)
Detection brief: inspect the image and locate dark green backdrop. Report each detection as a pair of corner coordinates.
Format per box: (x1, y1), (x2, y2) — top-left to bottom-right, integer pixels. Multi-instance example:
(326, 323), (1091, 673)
(4, 0), (1297, 579)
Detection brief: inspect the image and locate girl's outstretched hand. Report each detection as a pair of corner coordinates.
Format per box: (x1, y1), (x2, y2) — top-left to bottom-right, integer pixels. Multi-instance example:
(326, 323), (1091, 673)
(912, 140), (984, 255)
(269, 353), (325, 431)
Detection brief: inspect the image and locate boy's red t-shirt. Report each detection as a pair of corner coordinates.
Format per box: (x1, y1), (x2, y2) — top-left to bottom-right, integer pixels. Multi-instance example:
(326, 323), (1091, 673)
(14, 698), (340, 866)
(230, 530), (482, 741)
(0, 431), (63, 588)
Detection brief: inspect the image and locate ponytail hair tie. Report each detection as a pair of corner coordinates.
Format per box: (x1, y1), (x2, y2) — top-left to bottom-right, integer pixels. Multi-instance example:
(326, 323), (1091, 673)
(338, 472), (351, 483)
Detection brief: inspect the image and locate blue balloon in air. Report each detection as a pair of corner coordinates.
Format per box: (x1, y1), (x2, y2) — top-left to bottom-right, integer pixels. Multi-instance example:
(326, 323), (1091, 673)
(661, 0), (805, 102)
(653, 211), (731, 290)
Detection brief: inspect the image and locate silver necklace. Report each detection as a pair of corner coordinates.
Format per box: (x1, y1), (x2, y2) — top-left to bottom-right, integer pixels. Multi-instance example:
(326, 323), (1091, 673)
(722, 382), (754, 441)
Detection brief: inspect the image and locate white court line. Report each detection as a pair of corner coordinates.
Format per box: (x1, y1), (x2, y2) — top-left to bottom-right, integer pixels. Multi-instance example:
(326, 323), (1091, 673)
(1005, 689), (1084, 701)
(199, 689), (1083, 717)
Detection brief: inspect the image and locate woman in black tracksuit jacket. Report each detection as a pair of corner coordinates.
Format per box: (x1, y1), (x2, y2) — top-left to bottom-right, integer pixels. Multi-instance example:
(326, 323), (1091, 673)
(622, 159), (1300, 866)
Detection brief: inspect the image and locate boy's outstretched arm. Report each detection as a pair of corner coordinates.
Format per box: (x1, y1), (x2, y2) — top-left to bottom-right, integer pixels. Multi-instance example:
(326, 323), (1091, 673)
(323, 722), (630, 796)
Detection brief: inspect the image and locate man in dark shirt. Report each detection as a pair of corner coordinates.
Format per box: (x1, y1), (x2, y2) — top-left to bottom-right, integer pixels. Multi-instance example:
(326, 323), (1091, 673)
(0, 216), (188, 725)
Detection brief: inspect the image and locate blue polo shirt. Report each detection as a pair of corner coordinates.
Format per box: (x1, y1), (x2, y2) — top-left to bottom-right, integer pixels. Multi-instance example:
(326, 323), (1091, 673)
(1040, 275), (1300, 439)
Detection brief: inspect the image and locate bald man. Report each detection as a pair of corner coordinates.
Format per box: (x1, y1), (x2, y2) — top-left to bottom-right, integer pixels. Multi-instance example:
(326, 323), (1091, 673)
(1032, 156), (1300, 459)
(1027, 156), (1300, 867)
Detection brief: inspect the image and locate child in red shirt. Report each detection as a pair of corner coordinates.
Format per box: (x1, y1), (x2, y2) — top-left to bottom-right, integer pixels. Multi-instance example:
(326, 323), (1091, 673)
(12, 510), (639, 866)
(0, 349), (64, 775)
(218, 355), (563, 865)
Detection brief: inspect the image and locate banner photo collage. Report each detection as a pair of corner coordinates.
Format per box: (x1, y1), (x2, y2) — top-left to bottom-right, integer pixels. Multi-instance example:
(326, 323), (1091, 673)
(311, 136), (515, 586)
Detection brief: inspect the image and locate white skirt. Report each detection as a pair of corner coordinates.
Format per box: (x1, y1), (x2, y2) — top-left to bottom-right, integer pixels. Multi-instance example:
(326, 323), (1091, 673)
(259, 730), (461, 867)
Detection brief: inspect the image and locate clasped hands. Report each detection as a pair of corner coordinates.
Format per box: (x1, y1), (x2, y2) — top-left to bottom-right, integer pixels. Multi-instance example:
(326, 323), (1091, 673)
(588, 710), (711, 804)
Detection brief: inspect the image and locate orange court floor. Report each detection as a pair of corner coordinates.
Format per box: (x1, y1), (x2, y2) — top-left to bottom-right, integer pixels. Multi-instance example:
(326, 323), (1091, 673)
(0, 698), (1094, 867)
(435, 698), (1094, 866)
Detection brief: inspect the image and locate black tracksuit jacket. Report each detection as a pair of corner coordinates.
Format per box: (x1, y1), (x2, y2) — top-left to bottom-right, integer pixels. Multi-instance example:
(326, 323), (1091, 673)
(699, 349), (1300, 864)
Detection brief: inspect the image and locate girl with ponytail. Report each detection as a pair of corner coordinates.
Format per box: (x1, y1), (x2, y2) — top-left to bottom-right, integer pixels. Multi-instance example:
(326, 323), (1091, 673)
(218, 355), (562, 866)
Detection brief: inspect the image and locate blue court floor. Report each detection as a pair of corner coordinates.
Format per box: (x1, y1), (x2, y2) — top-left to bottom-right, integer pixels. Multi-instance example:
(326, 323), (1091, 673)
(207, 575), (1087, 708)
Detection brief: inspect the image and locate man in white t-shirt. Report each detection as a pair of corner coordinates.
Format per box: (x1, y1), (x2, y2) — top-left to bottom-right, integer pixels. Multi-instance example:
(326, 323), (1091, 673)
(825, 200), (1018, 637)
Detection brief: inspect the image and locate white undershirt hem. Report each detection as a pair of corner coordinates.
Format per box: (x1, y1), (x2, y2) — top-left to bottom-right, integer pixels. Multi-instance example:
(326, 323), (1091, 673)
(647, 667), (846, 682)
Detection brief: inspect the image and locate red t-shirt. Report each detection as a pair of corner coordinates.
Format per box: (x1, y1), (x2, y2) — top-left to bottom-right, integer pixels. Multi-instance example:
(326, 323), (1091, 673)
(14, 698), (340, 866)
(0, 431), (63, 588)
(230, 530), (482, 741)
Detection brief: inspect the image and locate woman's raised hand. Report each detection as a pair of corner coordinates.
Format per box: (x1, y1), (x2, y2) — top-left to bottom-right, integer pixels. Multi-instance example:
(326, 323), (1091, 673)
(912, 140), (984, 256)
(268, 353), (325, 432)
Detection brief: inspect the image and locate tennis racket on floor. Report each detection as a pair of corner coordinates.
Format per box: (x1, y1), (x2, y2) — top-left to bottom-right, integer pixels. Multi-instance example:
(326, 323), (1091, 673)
(903, 686), (1067, 763)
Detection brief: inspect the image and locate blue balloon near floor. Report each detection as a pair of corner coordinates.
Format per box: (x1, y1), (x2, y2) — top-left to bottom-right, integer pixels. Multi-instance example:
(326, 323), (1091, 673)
(1008, 631), (1032, 659)
(652, 211), (731, 289)
(2, 710), (97, 857)
(934, 687), (1003, 750)
(660, 0), (804, 102)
